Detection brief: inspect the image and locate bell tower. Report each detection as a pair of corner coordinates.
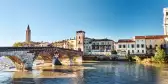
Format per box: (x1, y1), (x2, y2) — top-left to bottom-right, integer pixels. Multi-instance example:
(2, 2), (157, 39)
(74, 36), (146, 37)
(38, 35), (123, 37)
(26, 25), (31, 43)
(76, 30), (85, 51)
(163, 8), (168, 35)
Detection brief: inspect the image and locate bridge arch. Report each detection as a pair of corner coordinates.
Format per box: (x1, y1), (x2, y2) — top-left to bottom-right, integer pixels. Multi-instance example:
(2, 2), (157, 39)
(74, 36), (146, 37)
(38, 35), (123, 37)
(0, 51), (35, 70)
(2, 56), (25, 70)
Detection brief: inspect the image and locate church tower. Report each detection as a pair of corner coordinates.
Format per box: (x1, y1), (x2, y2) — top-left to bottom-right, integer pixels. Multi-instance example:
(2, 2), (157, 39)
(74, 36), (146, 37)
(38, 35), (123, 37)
(26, 25), (31, 43)
(163, 8), (168, 35)
(76, 30), (85, 51)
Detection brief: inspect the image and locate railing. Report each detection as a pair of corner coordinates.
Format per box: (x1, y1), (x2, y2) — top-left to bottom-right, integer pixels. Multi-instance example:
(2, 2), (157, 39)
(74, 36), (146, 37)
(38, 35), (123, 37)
(0, 47), (81, 52)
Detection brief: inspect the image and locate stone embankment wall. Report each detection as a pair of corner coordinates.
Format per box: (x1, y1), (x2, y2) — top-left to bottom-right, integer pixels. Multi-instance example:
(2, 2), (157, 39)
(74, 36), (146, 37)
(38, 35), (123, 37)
(59, 55), (82, 65)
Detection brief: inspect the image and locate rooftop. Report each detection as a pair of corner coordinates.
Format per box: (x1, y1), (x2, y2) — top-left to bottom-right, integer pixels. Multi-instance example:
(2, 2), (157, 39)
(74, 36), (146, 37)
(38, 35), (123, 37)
(76, 30), (85, 33)
(118, 39), (135, 43)
(92, 38), (113, 41)
(135, 35), (168, 39)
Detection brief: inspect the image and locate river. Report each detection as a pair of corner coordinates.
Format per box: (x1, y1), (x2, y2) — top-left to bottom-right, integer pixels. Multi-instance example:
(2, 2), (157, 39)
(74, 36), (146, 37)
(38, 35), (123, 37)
(0, 62), (168, 84)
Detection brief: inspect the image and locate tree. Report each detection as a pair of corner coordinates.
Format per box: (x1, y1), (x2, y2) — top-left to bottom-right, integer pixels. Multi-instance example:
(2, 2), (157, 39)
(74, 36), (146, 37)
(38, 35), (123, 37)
(111, 50), (117, 54)
(13, 42), (23, 47)
(154, 46), (166, 63)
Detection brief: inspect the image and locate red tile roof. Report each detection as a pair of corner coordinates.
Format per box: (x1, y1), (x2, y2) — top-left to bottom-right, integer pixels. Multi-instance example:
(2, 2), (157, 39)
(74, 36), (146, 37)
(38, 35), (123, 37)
(135, 35), (168, 39)
(118, 39), (135, 43)
(92, 38), (114, 41)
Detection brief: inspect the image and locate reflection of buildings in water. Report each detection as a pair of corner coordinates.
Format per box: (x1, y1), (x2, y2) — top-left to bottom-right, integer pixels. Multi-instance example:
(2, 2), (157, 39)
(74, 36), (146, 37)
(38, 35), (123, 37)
(12, 66), (84, 84)
(71, 69), (84, 84)
(94, 64), (117, 73)
(92, 62), (158, 83)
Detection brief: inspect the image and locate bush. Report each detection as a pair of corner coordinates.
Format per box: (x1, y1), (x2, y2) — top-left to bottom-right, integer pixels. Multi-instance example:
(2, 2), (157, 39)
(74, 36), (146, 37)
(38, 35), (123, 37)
(141, 58), (152, 63)
(153, 46), (166, 63)
(133, 56), (141, 62)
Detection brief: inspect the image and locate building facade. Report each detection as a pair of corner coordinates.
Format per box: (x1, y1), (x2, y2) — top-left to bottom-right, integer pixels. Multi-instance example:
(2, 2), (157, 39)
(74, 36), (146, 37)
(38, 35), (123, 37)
(90, 39), (114, 55)
(115, 39), (135, 56)
(115, 35), (168, 56)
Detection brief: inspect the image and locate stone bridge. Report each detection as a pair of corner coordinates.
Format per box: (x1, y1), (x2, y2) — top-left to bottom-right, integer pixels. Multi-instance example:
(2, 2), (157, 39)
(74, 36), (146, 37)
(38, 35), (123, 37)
(0, 47), (83, 70)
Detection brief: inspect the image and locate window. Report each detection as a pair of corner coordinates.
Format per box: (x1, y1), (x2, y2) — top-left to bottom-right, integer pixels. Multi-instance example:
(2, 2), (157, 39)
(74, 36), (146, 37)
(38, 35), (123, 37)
(141, 44), (144, 48)
(128, 44), (130, 48)
(149, 45), (152, 49)
(78, 41), (80, 44)
(137, 50), (139, 53)
(132, 44), (134, 48)
(160, 44), (163, 49)
(119, 45), (121, 48)
(79, 36), (80, 39)
(101, 42), (104, 45)
(137, 44), (139, 48)
(142, 50), (144, 53)
(123, 45), (126, 48)
(164, 44), (166, 47)
(128, 50), (130, 54)
(155, 44), (158, 47)
(132, 50), (134, 53)
(166, 12), (168, 16)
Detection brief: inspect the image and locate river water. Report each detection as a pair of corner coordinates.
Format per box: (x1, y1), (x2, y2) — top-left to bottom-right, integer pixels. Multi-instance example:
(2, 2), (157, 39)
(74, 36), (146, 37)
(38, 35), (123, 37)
(0, 62), (168, 84)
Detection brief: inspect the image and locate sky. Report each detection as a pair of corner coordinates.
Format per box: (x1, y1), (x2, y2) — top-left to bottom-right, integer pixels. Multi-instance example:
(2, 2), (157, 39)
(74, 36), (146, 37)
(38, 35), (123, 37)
(0, 0), (168, 46)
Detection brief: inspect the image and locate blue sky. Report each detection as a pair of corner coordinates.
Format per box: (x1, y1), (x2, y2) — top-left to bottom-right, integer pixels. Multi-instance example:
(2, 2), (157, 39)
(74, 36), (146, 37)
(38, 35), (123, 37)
(0, 0), (168, 46)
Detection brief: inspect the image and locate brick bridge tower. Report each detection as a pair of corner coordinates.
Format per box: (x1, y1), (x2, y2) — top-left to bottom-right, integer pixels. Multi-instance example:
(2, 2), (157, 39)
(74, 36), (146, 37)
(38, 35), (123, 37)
(76, 30), (85, 52)
(26, 25), (31, 43)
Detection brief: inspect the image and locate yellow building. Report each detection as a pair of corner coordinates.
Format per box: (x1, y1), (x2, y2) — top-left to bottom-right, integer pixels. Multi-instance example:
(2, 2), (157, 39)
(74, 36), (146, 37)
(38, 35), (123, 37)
(135, 35), (167, 55)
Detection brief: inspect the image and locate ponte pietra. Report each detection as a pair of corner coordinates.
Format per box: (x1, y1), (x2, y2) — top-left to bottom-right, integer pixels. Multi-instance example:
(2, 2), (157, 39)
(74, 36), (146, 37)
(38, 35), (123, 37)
(0, 47), (83, 70)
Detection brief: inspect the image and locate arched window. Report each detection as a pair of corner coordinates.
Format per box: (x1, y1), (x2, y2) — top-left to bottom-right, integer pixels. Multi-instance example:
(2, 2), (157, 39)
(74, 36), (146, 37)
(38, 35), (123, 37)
(137, 44), (139, 48)
(137, 50), (139, 53)
(160, 44), (163, 49)
(132, 50), (134, 53)
(123, 45), (126, 48)
(149, 45), (152, 49)
(119, 45), (122, 48)
(131, 44), (134, 48)
(141, 44), (144, 48)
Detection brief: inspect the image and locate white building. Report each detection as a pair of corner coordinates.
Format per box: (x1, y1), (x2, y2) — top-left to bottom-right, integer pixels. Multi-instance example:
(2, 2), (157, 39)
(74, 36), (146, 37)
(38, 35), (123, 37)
(89, 39), (114, 56)
(134, 36), (146, 54)
(84, 37), (92, 55)
(115, 39), (135, 56)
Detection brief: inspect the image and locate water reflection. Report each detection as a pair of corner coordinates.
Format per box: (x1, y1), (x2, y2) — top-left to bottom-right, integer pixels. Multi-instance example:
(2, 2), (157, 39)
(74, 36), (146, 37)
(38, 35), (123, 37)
(0, 62), (168, 84)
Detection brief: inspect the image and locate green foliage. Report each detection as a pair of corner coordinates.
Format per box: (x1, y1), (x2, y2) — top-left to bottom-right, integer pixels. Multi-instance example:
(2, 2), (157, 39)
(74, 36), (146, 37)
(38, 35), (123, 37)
(111, 50), (117, 54)
(153, 46), (166, 63)
(127, 56), (133, 61)
(106, 53), (111, 56)
(133, 56), (141, 62)
(13, 42), (23, 47)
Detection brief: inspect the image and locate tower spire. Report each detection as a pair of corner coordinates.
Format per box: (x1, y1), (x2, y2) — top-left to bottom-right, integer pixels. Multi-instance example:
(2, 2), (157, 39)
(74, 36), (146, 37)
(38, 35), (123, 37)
(27, 24), (30, 30)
